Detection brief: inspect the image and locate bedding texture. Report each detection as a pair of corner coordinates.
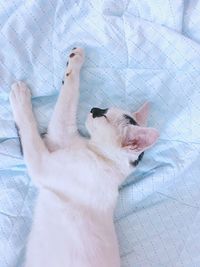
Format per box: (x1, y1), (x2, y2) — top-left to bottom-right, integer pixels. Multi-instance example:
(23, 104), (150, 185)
(0, 1), (200, 266)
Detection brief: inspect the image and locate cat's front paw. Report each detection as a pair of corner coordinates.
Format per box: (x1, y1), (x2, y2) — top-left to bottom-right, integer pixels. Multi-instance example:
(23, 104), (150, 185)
(9, 81), (32, 125)
(65, 47), (85, 77)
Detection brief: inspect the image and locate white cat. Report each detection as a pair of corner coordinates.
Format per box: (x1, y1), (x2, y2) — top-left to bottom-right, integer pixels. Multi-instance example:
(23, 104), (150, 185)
(9, 48), (159, 267)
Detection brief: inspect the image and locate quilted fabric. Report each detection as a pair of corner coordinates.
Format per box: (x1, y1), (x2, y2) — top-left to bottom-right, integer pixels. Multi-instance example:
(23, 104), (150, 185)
(0, 1), (200, 266)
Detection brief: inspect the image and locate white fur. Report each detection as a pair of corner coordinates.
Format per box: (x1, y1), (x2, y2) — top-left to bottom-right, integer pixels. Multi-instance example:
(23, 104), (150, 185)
(9, 48), (159, 267)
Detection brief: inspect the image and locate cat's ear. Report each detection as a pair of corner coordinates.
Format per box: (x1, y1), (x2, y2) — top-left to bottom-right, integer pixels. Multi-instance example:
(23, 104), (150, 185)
(122, 125), (159, 152)
(133, 102), (149, 126)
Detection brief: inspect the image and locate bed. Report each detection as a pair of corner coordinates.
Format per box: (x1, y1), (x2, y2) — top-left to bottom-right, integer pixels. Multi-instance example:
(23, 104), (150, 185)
(0, 1), (200, 266)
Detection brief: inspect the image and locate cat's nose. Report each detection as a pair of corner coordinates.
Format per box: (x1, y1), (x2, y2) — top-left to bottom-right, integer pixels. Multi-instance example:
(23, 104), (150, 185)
(90, 108), (108, 118)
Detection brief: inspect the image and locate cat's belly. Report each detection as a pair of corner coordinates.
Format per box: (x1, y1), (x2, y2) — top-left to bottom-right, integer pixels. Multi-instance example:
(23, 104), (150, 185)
(25, 189), (120, 267)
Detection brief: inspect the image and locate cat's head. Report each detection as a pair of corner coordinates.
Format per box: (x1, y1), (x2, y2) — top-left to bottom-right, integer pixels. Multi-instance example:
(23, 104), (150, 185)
(85, 102), (159, 164)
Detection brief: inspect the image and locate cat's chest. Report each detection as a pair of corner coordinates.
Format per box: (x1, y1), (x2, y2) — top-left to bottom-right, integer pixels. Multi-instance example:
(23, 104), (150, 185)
(42, 148), (119, 209)
(48, 148), (104, 177)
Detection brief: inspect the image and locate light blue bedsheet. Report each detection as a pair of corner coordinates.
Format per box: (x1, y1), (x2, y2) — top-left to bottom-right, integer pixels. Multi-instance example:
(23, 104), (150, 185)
(0, 1), (200, 266)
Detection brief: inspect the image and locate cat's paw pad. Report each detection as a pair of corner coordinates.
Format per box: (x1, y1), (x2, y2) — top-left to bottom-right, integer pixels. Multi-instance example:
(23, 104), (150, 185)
(65, 48), (85, 77)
